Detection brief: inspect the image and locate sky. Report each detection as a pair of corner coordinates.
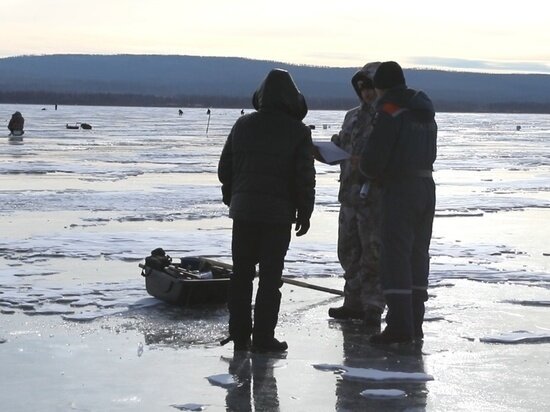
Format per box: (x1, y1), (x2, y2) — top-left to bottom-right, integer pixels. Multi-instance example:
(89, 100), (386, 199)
(1, 0), (549, 74)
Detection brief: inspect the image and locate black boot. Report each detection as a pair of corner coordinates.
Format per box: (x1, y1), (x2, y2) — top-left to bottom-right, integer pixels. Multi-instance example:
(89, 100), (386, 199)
(369, 327), (413, 344)
(328, 306), (364, 320)
(251, 337), (288, 353)
(220, 336), (251, 352)
(370, 294), (414, 344)
(363, 306), (383, 328)
(227, 264), (254, 353)
(413, 289), (428, 341)
(234, 338), (252, 352)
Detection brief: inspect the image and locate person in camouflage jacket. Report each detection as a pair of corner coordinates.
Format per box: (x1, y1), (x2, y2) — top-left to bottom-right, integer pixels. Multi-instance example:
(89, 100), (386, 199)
(328, 62), (385, 327)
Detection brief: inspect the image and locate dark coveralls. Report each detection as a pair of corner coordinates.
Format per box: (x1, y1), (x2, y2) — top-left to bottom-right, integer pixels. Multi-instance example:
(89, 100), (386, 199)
(360, 85), (437, 339)
(218, 69), (316, 346)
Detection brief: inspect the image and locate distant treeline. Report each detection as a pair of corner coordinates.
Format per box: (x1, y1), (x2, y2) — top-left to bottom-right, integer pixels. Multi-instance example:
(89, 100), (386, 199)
(1, 91), (550, 114)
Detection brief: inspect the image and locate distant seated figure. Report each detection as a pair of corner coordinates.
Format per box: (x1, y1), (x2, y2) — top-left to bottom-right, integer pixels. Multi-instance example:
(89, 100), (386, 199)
(8, 111), (24, 135)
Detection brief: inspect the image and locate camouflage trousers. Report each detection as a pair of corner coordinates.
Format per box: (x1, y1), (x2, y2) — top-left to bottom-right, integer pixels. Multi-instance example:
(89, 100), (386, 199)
(338, 202), (385, 313)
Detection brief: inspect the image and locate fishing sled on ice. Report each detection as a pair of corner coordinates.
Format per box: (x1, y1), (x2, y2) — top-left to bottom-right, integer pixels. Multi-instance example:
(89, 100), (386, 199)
(139, 248), (344, 306)
(139, 249), (231, 306)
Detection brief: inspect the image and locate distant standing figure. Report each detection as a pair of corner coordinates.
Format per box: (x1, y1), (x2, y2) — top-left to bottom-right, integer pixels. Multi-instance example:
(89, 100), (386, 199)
(8, 111), (24, 135)
(206, 108), (211, 115)
(241, 109), (245, 115)
(55, 104), (58, 110)
(360, 61), (437, 344)
(218, 68), (316, 353)
(179, 109), (183, 116)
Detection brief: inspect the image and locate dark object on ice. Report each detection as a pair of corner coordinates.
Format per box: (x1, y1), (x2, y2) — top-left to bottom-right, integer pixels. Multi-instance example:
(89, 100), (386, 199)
(206, 108), (211, 135)
(66, 123), (92, 130)
(308, 124), (315, 130)
(251, 337), (288, 353)
(178, 109), (183, 116)
(233, 338), (251, 351)
(328, 306), (363, 320)
(139, 252), (231, 305)
(516, 125), (521, 131)
(8, 111), (24, 134)
(145, 247), (172, 269)
(369, 328), (414, 345)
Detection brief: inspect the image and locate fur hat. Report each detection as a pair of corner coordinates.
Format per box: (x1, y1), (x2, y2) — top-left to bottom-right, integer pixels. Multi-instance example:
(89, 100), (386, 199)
(373, 61), (406, 89)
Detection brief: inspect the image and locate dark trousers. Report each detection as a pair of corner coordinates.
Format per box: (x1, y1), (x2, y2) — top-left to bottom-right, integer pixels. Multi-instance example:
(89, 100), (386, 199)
(380, 177), (435, 337)
(229, 219), (291, 344)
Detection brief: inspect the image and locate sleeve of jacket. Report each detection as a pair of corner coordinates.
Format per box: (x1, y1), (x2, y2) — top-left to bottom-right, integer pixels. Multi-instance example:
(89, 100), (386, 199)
(330, 109), (353, 147)
(294, 127), (316, 220)
(360, 108), (402, 179)
(217, 132), (233, 206)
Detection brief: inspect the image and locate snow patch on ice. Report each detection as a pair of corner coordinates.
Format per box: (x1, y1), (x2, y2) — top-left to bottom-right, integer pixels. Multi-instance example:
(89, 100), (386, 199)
(313, 364), (434, 382)
(26, 304), (75, 315)
(171, 403), (207, 411)
(0, 279), (162, 321)
(62, 308), (128, 321)
(502, 299), (550, 307)
(206, 373), (238, 388)
(480, 330), (550, 344)
(360, 388), (407, 399)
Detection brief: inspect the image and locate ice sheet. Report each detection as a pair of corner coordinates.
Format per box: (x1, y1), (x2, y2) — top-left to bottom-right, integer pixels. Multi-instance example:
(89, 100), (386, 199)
(171, 404), (207, 411)
(206, 373), (238, 388)
(313, 364), (434, 382)
(360, 389), (407, 399)
(480, 330), (550, 344)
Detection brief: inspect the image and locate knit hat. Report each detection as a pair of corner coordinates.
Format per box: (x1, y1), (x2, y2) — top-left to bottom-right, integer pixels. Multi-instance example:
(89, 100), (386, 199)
(373, 61), (406, 89)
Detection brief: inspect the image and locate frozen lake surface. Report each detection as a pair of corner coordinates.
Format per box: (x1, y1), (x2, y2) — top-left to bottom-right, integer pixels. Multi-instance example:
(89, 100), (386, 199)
(1, 104), (549, 284)
(1, 104), (550, 411)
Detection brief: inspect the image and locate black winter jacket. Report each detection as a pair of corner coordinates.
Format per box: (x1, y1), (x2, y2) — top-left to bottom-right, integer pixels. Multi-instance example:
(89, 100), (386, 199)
(360, 85), (437, 180)
(8, 112), (24, 132)
(218, 69), (316, 224)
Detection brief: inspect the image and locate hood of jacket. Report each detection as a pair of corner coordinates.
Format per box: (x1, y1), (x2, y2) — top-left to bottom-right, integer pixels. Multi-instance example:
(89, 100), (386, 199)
(252, 69), (308, 121)
(380, 85), (435, 122)
(351, 62), (381, 100)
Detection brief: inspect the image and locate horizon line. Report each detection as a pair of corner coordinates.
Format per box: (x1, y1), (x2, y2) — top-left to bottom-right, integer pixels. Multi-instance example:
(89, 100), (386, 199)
(1, 52), (550, 76)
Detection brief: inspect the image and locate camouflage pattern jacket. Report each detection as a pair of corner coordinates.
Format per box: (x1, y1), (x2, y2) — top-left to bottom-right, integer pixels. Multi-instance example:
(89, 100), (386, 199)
(331, 103), (376, 206)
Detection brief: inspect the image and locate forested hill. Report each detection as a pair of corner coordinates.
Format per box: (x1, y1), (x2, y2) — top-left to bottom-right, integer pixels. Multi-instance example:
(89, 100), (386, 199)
(1, 54), (549, 113)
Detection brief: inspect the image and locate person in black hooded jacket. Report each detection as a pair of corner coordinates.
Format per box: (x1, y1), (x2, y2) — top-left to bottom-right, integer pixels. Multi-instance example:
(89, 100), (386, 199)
(360, 61), (437, 344)
(218, 68), (316, 353)
(8, 111), (24, 135)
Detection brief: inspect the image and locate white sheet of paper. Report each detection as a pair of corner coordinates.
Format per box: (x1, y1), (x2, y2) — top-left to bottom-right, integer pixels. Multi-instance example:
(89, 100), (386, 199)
(313, 141), (350, 165)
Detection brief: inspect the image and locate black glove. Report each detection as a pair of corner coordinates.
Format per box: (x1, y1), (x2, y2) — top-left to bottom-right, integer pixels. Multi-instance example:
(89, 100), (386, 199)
(295, 217), (310, 237)
(221, 185), (231, 206)
(222, 194), (231, 206)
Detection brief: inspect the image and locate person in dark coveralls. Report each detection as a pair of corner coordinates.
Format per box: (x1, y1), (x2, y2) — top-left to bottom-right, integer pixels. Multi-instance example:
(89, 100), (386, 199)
(8, 111), (24, 135)
(218, 69), (316, 353)
(360, 61), (437, 344)
(327, 62), (385, 327)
